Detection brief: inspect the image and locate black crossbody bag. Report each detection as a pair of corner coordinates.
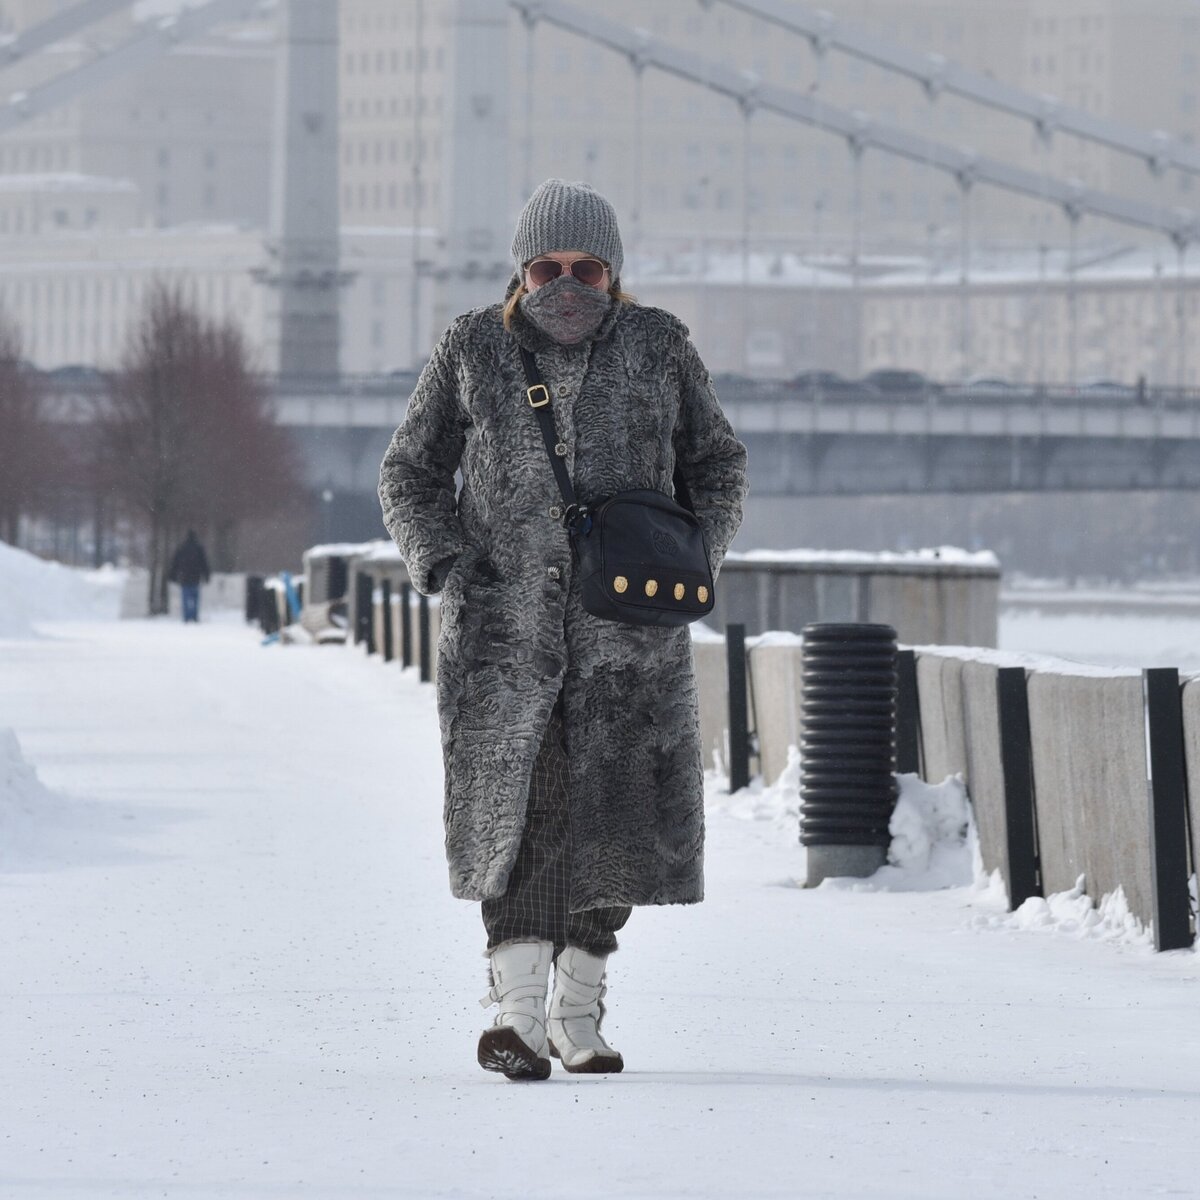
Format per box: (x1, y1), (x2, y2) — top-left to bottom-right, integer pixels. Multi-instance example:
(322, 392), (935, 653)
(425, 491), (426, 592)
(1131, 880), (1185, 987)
(519, 345), (715, 628)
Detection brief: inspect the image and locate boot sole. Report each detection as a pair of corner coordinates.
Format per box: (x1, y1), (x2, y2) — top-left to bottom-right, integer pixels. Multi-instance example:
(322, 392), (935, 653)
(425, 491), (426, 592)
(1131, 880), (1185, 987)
(477, 1027), (551, 1081)
(548, 1040), (624, 1074)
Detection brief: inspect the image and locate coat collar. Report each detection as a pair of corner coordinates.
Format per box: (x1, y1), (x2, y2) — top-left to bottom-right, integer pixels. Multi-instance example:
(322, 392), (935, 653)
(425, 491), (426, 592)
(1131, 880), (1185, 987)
(501, 271), (623, 353)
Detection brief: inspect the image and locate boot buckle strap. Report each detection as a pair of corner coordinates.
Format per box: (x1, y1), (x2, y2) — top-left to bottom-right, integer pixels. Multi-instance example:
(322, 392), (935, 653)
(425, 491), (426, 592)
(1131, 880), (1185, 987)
(549, 997), (601, 1019)
(481, 980), (547, 1008)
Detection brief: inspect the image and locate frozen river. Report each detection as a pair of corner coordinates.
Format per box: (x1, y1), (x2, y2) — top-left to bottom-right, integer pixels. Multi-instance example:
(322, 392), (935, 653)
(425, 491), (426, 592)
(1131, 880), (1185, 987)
(1000, 584), (1200, 673)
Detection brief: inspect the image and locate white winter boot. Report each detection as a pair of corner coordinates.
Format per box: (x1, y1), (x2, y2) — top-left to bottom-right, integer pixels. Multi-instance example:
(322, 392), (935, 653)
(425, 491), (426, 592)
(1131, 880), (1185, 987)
(547, 946), (624, 1074)
(477, 938), (553, 1081)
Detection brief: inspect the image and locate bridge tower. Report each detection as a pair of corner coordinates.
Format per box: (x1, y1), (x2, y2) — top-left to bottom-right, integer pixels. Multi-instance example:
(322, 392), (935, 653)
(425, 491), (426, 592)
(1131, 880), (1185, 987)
(258, 0), (347, 381)
(437, 0), (512, 330)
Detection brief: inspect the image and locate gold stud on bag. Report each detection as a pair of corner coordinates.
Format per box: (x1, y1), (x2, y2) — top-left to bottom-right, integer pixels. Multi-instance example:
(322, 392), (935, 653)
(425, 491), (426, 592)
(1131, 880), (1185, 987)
(697, 586), (709, 604)
(673, 583), (685, 601)
(613, 575), (628, 594)
(644, 580), (658, 597)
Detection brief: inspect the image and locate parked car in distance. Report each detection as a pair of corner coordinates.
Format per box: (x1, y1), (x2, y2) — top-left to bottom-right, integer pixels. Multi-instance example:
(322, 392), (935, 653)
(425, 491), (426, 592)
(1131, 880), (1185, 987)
(708, 371), (769, 401)
(711, 371), (760, 388)
(1077, 378), (1136, 403)
(861, 368), (942, 397)
(944, 375), (1019, 399)
(790, 370), (880, 399)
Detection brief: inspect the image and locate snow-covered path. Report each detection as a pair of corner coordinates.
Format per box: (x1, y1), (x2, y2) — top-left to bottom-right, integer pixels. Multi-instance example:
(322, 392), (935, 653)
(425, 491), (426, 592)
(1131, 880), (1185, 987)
(2, 617), (1199, 1200)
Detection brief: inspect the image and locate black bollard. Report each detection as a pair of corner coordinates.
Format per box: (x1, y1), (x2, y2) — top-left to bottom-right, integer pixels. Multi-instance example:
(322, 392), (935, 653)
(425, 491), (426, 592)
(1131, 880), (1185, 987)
(726, 623), (751, 792)
(895, 648), (921, 776)
(418, 592), (431, 682)
(245, 575), (264, 625)
(1143, 668), (1194, 951)
(800, 623), (899, 886)
(400, 582), (413, 667)
(365, 579), (377, 657)
(354, 572), (372, 647)
(381, 579), (394, 662)
(259, 582), (281, 636)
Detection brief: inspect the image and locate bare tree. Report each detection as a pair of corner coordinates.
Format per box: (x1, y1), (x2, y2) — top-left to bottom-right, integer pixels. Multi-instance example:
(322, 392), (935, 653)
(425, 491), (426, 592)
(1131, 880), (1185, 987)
(0, 313), (46, 546)
(101, 282), (303, 613)
(184, 319), (304, 571)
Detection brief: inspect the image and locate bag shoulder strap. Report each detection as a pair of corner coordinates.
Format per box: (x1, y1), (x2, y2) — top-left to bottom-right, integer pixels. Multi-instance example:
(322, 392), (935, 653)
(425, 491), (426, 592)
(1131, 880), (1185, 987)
(517, 342), (695, 514)
(519, 346), (577, 511)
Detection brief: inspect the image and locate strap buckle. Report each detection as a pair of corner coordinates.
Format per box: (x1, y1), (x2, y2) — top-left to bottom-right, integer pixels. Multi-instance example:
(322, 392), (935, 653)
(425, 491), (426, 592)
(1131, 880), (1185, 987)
(527, 384), (551, 408)
(562, 502), (589, 531)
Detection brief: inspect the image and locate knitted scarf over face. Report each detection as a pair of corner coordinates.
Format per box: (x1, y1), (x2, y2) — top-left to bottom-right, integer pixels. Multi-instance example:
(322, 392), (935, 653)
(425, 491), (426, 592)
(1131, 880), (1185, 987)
(517, 274), (612, 346)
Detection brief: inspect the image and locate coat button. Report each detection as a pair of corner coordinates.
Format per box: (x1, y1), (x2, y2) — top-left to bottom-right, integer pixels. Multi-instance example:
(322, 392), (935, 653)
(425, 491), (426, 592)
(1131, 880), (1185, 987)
(549, 505), (562, 520)
(554, 442), (568, 457)
(556, 384), (571, 397)
(547, 565), (561, 580)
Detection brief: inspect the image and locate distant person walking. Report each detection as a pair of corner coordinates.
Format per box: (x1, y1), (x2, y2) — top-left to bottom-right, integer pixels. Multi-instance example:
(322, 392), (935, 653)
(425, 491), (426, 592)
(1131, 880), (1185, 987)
(379, 179), (747, 1081)
(168, 530), (211, 623)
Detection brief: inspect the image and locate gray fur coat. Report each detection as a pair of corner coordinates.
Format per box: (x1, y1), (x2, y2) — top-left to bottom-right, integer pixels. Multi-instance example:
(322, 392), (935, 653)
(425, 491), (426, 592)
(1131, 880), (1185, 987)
(378, 282), (747, 909)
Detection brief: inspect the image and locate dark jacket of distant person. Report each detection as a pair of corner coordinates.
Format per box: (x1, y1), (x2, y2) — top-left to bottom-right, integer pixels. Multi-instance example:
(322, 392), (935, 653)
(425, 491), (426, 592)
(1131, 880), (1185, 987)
(169, 531), (211, 588)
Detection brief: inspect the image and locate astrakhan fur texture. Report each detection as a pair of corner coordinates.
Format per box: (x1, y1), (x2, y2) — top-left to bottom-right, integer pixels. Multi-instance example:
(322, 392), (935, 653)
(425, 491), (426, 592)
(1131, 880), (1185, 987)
(379, 277), (748, 909)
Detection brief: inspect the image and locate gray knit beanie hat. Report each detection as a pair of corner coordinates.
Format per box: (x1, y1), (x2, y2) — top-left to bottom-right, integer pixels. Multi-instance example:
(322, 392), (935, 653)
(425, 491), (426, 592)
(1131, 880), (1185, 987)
(511, 178), (624, 281)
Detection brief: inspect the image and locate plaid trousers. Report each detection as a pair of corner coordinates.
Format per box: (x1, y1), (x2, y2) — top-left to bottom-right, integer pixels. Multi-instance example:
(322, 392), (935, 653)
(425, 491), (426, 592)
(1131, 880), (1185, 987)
(482, 692), (632, 956)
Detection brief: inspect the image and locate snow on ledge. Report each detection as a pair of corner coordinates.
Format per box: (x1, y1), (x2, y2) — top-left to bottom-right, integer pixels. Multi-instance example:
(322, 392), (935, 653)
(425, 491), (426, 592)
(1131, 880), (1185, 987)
(725, 545), (1000, 569)
(907, 642), (1142, 678)
(303, 540), (402, 565)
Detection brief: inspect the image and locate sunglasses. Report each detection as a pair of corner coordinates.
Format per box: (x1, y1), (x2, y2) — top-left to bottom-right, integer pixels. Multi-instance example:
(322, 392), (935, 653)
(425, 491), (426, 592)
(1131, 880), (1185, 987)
(525, 257), (608, 288)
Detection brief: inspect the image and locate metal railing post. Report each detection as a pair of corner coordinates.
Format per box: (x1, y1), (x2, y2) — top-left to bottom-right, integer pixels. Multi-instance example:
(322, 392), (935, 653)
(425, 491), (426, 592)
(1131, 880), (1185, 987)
(726, 623), (750, 792)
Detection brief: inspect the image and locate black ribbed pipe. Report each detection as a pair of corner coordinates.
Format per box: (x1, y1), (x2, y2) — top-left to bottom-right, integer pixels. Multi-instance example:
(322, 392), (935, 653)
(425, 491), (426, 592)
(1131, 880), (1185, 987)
(800, 623), (899, 855)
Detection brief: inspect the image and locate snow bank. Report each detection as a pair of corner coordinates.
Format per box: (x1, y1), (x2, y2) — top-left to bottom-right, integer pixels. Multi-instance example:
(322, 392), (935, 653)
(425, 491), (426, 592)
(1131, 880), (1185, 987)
(0, 542), (124, 637)
(0, 728), (70, 871)
(706, 744), (802, 824)
(711, 744), (1168, 950)
(0, 726), (152, 872)
(707, 750), (977, 892)
(970, 874), (1155, 949)
(818, 772), (978, 893)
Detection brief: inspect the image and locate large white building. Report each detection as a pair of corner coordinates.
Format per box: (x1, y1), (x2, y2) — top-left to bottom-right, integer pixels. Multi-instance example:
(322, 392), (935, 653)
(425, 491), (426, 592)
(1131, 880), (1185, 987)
(0, 0), (274, 229)
(0, 219), (445, 377)
(0, 0), (1198, 378)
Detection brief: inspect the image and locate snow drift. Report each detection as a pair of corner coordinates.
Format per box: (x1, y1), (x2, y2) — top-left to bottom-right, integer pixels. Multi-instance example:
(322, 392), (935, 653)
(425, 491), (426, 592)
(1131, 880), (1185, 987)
(0, 541), (124, 637)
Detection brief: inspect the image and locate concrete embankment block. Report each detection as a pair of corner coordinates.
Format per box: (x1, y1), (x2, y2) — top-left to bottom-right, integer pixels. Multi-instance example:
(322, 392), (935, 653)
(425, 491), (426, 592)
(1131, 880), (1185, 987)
(692, 638), (729, 774)
(749, 643), (804, 786)
(967, 576), (1000, 648)
(959, 659), (1008, 887)
(1026, 672), (1152, 926)
(915, 652), (968, 785)
(866, 573), (930, 644)
(372, 595), (386, 655)
(1180, 678), (1200, 879)
(691, 638), (803, 785)
(389, 595), (402, 663)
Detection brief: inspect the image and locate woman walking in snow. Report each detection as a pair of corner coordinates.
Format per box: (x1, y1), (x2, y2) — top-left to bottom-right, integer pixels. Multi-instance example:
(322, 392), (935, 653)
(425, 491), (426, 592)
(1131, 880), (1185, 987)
(378, 179), (747, 1081)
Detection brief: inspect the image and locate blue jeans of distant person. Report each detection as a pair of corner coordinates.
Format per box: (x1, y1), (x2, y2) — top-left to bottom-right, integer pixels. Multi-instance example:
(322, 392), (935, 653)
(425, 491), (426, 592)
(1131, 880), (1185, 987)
(181, 585), (200, 623)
